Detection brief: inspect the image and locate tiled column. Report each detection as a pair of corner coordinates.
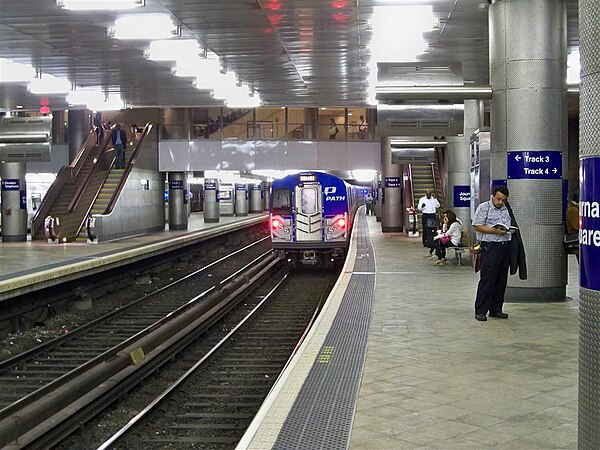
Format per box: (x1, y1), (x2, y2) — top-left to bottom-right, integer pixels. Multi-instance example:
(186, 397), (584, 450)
(446, 100), (482, 232)
(380, 137), (403, 232)
(579, 1), (600, 447)
(489, 0), (567, 301)
(0, 162), (27, 241)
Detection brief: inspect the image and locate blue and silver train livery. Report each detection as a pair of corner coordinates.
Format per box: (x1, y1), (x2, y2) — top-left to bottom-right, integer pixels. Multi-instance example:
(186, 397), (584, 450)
(269, 171), (362, 266)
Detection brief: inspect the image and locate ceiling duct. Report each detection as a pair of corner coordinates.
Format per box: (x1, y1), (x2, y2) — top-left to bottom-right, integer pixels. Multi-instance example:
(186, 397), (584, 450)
(0, 116), (52, 162)
(378, 103), (464, 137)
(391, 147), (435, 165)
(376, 62), (467, 137)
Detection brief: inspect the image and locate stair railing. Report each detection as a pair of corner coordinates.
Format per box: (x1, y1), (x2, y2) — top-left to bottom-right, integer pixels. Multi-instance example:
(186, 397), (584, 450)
(67, 128), (116, 213)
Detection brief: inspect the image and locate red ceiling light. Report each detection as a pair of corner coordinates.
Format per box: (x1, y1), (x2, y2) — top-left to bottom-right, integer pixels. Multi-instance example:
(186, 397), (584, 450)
(331, 1), (347, 8)
(264, 0), (282, 11)
(333, 12), (349, 22)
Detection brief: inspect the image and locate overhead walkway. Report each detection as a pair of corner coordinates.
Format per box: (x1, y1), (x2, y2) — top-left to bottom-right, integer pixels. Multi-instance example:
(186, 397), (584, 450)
(239, 210), (579, 450)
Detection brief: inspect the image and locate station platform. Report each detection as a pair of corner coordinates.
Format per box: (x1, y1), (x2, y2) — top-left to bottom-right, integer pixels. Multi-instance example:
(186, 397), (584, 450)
(0, 212), (268, 302)
(239, 211), (579, 450)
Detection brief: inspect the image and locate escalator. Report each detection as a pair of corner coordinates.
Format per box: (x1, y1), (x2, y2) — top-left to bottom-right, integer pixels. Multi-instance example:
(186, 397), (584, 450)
(31, 129), (116, 241)
(32, 124), (153, 243)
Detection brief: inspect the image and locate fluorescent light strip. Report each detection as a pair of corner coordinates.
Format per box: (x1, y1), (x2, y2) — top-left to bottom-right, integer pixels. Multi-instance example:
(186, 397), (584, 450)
(57, 0), (144, 10)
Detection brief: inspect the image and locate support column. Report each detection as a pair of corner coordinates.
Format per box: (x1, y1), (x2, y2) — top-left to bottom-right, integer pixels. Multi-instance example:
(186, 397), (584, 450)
(446, 100), (482, 232)
(380, 137), (403, 232)
(489, 0), (567, 302)
(1, 162), (27, 242)
(304, 108), (318, 139)
(68, 109), (90, 162)
(163, 108), (192, 140)
(579, 2), (600, 447)
(168, 172), (188, 230)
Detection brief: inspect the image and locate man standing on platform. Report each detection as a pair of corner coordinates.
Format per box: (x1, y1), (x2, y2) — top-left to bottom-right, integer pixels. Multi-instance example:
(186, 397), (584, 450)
(418, 189), (440, 251)
(472, 185), (512, 322)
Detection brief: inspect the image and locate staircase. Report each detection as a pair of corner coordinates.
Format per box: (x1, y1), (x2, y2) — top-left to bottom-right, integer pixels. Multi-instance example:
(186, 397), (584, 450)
(74, 168), (124, 242)
(411, 163), (445, 235)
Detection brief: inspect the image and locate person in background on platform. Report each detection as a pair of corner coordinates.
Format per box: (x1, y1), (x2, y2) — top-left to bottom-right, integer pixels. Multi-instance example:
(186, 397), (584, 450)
(93, 112), (102, 144)
(358, 114), (367, 140)
(418, 189), (440, 253)
(566, 191), (580, 263)
(432, 210), (463, 266)
(328, 118), (339, 139)
(472, 185), (512, 321)
(111, 123), (128, 169)
(365, 192), (374, 215)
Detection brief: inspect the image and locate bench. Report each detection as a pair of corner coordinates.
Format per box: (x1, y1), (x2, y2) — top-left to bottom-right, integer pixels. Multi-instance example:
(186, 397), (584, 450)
(448, 246), (468, 266)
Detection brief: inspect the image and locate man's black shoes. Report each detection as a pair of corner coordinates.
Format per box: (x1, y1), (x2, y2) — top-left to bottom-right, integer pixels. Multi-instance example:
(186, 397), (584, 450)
(489, 312), (509, 319)
(475, 314), (487, 321)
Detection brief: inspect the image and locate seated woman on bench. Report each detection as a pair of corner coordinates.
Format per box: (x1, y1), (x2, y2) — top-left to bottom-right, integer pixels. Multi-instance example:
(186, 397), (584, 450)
(433, 210), (463, 266)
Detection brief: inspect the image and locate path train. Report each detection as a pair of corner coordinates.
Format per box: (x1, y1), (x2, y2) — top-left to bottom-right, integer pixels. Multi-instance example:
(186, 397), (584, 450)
(269, 171), (363, 267)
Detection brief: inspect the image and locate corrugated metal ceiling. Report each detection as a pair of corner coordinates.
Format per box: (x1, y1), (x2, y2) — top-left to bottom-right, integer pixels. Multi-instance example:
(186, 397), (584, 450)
(0, 0), (579, 111)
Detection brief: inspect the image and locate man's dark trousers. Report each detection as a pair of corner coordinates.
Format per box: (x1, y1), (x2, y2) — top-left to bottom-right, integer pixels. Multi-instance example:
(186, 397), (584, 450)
(475, 241), (511, 315)
(421, 212), (437, 248)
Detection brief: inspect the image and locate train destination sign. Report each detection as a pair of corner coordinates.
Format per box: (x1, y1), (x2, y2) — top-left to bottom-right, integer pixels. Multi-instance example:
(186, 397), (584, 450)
(507, 151), (562, 179)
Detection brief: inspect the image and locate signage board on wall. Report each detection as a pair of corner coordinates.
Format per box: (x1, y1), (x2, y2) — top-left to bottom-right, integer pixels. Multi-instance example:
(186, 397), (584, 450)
(169, 180), (184, 190)
(580, 157), (600, 291)
(1, 179), (20, 191)
(384, 177), (401, 188)
(453, 185), (470, 208)
(507, 151), (562, 179)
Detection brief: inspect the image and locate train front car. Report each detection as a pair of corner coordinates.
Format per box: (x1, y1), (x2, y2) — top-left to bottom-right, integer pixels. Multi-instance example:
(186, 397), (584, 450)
(270, 172), (354, 268)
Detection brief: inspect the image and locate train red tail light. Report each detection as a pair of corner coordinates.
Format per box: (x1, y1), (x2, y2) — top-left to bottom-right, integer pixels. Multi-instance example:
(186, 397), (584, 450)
(335, 217), (346, 228)
(271, 216), (284, 230)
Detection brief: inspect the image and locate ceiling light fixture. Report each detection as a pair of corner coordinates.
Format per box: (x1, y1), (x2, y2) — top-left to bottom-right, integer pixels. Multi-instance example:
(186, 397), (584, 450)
(146, 39), (200, 61)
(108, 14), (179, 40)
(28, 74), (71, 94)
(57, 0), (144, 10)
(0, 59), (36, 83)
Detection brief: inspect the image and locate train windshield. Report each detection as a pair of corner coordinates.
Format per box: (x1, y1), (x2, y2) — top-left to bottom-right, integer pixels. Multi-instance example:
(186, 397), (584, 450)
(272, 189), (292, 215)
(300, 187), (318, 214)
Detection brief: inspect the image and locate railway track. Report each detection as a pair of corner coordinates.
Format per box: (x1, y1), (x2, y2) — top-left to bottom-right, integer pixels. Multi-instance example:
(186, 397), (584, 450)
(96, 270), (336, 450)
(0, 237), (276, 449)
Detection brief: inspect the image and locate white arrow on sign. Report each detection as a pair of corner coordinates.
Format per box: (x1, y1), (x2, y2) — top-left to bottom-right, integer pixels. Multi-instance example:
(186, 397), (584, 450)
(515, 155), (521, 161)
(553, 167), (557, 174)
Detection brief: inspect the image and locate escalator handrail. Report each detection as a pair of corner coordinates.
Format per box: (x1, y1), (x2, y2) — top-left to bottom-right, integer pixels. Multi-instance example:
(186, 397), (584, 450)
(67, 128), (116, 213)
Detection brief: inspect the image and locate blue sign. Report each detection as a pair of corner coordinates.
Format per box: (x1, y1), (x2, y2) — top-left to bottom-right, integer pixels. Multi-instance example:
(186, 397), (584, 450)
(205, 182), (217, 190)
(1, 179), (20, 191)
(164, 190), (169, 202)
(453, 185), (470, 208)
(184, 189), (188, 204)
(491, 179), (507, 189)
(580, 157), (600, 290)
(235, 183), (247, 190)
(20, 190), (27, 209)
(384, 177), (401, 188)
(250, 185), (262, 191)
(507, 151), (562, 179)
(169, 180), (184, 190)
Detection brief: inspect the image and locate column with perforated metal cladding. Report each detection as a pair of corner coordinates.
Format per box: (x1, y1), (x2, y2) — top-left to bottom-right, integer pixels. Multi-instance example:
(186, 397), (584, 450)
(446, 100), (483, 237)
(380, 137), (403, 232)
(489, 0), (567, 302)
(579, 1), (600, 447)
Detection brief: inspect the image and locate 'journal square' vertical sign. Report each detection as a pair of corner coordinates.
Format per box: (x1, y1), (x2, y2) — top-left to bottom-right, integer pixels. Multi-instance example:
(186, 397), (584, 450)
(580, 158), (600, 290)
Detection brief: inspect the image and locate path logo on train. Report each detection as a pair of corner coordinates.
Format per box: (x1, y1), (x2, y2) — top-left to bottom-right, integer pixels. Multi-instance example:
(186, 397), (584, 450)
(324, 186), (345, 202)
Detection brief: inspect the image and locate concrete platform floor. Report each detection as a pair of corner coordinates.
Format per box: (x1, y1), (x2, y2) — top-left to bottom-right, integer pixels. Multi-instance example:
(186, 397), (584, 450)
(350, 216), (578, 449)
